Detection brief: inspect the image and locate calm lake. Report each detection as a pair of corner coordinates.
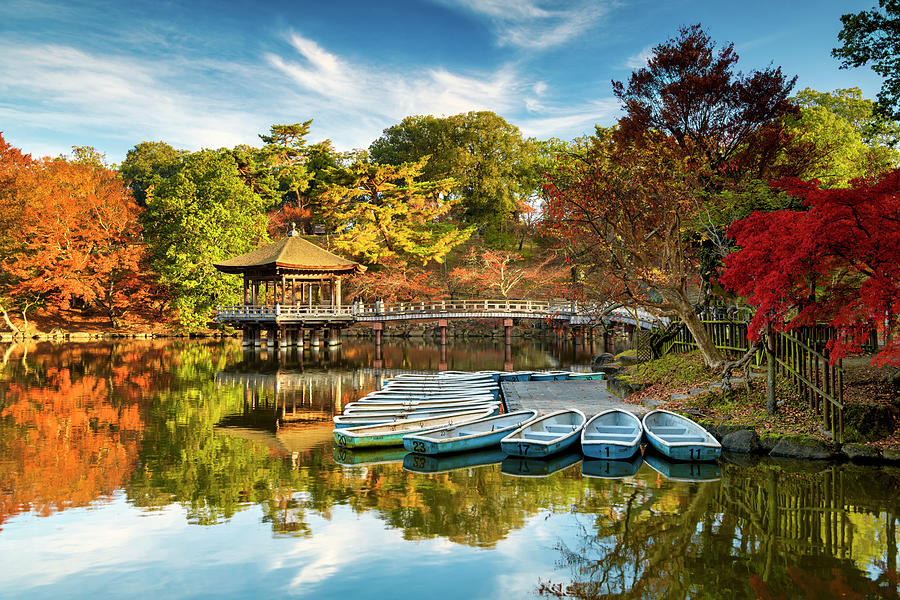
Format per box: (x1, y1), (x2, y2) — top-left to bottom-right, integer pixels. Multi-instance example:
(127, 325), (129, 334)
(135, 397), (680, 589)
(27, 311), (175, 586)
(0, 339), (898, 599)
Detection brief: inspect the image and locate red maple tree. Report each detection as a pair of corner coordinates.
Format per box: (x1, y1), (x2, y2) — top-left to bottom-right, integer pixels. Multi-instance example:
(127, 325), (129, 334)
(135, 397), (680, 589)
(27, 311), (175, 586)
(2, 152), (156, 327)
(721, 170), (900, 365)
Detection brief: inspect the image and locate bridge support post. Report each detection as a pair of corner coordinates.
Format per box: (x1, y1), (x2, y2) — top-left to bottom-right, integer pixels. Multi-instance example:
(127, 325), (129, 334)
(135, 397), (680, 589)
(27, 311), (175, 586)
(373, 322), (383, 348)
(311, 328), (321, 347)
(438, 319), (448, 346)
(327, 326), (342, 346)
(503, 318), (513, 346)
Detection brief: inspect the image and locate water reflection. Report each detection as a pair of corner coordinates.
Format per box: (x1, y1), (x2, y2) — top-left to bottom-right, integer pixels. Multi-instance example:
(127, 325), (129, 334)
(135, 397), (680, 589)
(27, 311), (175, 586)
(0, 339), (897, 599)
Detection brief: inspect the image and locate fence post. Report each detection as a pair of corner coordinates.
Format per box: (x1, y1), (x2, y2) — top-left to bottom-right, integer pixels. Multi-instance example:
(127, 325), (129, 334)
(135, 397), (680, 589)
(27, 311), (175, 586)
(766, 326), (776, 415)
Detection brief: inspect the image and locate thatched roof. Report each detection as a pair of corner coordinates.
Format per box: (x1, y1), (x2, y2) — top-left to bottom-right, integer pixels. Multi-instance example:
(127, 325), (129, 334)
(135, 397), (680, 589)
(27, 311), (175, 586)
(213, 233), (363, 275)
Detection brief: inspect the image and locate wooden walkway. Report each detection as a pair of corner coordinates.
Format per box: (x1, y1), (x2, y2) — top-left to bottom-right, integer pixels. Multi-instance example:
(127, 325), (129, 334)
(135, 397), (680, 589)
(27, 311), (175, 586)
(501, 381), (648, 418)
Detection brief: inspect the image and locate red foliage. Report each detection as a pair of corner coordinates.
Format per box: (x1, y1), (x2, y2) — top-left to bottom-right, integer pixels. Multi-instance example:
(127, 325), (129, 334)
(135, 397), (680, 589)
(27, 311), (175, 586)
(1, 152), (157, 326)
(346, 257), (442, 302)
(721, 170), (900, 365)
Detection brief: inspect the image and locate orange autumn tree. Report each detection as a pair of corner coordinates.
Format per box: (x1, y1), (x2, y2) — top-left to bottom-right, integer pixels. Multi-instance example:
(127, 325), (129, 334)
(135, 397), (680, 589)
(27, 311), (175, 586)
(2, 150), (155, 328)
(449, 248), (567, 299)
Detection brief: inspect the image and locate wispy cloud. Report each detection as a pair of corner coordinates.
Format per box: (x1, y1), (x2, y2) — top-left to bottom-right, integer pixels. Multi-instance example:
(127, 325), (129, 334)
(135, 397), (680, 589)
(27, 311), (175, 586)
(624, 45), (653, 69)
(518, 99), (620, 139)
(0, 42), (268, 156)
(435, 0), (613, 49)
(268, 32), (521, 132)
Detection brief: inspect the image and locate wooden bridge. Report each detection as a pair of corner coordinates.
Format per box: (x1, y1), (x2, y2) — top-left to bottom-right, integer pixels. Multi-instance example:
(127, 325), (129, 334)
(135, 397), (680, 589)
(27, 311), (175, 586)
(216, 299), (659, 348)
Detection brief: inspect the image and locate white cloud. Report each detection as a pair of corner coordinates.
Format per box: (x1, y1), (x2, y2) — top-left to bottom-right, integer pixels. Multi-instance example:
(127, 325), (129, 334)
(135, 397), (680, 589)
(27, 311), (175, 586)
(0, 42), (266, 155)
(625, 45), (654, 69)
(436, 0), (613, 49)
(267, 31), (522, 130)
(518, 99), (620, 139)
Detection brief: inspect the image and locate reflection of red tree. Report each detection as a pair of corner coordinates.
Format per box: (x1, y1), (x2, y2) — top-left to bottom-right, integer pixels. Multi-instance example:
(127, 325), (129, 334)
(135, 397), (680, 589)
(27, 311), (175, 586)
(0, 368), (144, 529)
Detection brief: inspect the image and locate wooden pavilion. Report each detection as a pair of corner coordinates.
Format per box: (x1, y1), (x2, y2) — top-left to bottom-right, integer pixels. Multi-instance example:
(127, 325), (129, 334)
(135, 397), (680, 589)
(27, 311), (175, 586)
(214, 228), (363, 347)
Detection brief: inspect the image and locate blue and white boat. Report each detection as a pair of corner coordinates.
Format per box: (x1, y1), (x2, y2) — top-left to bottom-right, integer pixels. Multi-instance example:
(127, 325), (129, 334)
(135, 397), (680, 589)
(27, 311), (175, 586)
(566, 372), (606, 381)
(581, 409), (643, 459)
(530, 370), (569, 381)
(334, 403), (501, 428)
(642, 409), (721, 462)
(402, 409), (539, 455)
(344, 398), (498, 412)
(500, 451), (582, 477)
(500, 409), (586, 458)
(497, 371), (533, 382)
(333, 407), (495, 449)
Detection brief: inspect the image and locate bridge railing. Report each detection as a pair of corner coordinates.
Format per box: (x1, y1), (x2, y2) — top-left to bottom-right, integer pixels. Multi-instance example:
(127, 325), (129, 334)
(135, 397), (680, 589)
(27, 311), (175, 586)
(215, 300), (660, 328)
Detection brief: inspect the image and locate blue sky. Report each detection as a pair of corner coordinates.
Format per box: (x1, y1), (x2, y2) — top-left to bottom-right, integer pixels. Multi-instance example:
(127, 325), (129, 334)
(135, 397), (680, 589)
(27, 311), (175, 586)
(0, 0), (885, 163)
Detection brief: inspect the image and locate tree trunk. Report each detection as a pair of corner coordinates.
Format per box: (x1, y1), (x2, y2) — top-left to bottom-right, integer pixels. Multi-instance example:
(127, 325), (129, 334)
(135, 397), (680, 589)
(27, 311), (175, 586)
(678, 306), (726, 369)
(766, 326), (776, 415)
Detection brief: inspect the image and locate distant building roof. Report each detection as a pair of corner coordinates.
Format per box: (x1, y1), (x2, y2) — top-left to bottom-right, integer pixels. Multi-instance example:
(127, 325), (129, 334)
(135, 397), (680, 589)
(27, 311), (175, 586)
(213, 230), (363, 275)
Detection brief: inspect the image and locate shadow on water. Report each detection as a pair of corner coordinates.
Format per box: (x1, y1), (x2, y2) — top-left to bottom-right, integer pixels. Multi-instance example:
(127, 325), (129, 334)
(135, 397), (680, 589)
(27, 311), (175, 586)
(0, 339), (898, 598)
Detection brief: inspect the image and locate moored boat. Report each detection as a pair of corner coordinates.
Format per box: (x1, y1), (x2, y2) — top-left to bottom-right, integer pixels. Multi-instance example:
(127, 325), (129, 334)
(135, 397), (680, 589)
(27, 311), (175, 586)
(334, 403), (501, 428)
(402, 409), (539, 455)
(566, 372), (606, 381)
(642, 409), (721, 461)
(333, 407), (495, 449)
(497, 371), (533, 382)
(581, 408), (643, 459)
(347, 396), (497, 409)
(500, 409), (586, 458)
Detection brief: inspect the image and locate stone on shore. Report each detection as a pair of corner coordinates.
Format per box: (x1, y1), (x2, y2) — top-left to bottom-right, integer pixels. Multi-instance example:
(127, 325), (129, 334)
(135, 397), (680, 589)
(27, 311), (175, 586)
(722, 430), (760, 453)
(770, 437), (834, 460)
(841, 443), (882, 462)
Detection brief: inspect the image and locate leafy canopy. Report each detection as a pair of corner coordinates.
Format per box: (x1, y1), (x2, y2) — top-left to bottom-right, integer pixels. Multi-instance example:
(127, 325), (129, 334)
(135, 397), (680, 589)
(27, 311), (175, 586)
(319, 158), (473, 266)
(721, 170), (900, 366)
(833, 0), (900, 119)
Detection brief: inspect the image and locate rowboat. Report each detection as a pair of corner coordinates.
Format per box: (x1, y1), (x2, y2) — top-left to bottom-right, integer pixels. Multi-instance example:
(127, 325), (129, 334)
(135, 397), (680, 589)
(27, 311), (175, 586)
(500, 451), (582, 477)
(530, 370), (570, 381)
(581, 455), (644, 479)
(391, 372), (494, 383)
(363, 389), (499, 401)
(643, 452), (721, 482)
(566, 372), (606, 381)
(342, 400), (499, 414)
(581, 409), (643, 459)
(500, 409), (586, 458)
(334, 404), (501, 428)
(332, 407), (495, 449)
(497, 371), (533, 382)
(347, 396), (496, 409)
(402, 410), (539, 455)
(332, 445), (408, 466)
(642, 409), (721, 461)
(402, 447), (506, 474)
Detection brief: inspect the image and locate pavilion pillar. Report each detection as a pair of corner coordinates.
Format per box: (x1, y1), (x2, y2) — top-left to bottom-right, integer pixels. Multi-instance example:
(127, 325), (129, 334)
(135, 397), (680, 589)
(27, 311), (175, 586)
(335, 277), (342, 309)
(311, 328), (321, 347)
(243, 278), (249, 305)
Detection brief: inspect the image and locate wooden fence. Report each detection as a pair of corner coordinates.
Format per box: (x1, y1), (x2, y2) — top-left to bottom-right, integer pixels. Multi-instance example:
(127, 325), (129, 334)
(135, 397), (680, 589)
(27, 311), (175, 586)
(652, 318), (845, 442)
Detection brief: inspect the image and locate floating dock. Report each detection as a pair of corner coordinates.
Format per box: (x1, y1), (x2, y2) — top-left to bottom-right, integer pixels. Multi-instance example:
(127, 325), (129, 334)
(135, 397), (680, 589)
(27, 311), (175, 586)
(502, 381), (647, 418)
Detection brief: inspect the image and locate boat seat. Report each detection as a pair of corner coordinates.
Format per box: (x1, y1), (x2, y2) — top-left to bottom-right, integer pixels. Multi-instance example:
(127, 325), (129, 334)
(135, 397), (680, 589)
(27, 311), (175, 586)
(583, 433), (635, 441)
(545, 424), (577, 433)
(593, 426), (635, 434)
(521, 431), (562, 441)
(662, 435), (707, 443)
(652, 427), (686, 435)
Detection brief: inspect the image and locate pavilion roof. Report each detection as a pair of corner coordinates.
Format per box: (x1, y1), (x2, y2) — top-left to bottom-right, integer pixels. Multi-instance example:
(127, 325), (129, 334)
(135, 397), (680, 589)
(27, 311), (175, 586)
(213, 233), (363, 275)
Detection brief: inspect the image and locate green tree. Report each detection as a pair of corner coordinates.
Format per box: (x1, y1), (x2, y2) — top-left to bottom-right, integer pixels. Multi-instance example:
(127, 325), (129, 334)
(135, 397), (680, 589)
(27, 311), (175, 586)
(833, 0), (900, 119)
(120, 141), (187, 205)
(142, 149), (270, 328)
(319, 158), (473, 266)
(782, 87), (900, 186)
(369, 111), (538, 247)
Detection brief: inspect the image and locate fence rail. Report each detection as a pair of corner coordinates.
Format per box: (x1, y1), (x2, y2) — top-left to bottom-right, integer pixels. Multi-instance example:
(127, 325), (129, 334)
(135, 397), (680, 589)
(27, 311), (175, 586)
(657, 318), (844, 442)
